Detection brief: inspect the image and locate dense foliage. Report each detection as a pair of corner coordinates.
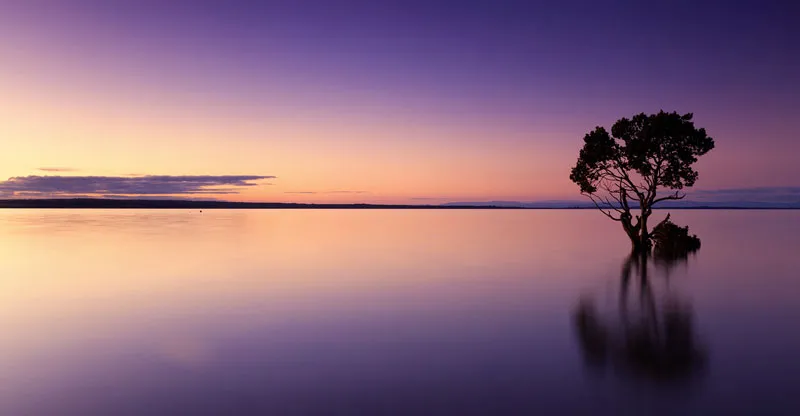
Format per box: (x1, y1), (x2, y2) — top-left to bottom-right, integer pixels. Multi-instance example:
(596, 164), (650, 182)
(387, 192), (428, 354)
(570, 111), (714, 251)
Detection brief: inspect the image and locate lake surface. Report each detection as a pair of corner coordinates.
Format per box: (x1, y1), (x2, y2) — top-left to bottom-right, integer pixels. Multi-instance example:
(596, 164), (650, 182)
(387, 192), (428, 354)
(1, 209), (799, 415)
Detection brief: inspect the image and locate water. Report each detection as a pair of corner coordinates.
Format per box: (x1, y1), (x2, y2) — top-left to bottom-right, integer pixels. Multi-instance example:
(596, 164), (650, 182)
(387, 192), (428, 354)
(1, 209), (799, 415)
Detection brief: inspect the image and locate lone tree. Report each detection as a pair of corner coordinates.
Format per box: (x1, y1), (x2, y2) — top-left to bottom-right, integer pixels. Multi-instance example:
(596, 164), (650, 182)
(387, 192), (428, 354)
(570, 111), (714, 252)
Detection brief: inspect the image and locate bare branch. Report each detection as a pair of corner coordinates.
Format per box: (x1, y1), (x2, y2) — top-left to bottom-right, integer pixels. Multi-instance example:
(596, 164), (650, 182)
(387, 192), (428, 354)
(610, 158), (646, 201)
(598, 170), (642, 201)
(621, 185), (642, 202)
(584, 193), (623, 221)
(597, 194), (626, 215)
(652, 191), (686, 204)
(599, 181), (624, 206)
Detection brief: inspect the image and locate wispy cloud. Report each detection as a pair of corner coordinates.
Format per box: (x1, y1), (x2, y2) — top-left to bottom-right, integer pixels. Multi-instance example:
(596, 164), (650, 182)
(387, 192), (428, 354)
(37, 167), (77, 172)
(284, 190), (368, 195)
(101, 195), (221, 201)
(691, 186), (800, 203)
(0, 175), (275, 198)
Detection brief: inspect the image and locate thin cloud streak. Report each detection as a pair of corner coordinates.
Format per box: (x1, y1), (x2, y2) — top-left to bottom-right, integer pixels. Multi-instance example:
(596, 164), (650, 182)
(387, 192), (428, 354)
(0, 175), (275, 197)
(691, 186), (800, 203)
(694, 186), (800, 196)
(284, 190), (369, 195)
(102, 195), (221, 201)
(37, 167), (78, 172)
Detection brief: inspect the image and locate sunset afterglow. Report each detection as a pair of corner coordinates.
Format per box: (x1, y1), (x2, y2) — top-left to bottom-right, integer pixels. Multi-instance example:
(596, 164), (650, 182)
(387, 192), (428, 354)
(1, 1), (797, 203)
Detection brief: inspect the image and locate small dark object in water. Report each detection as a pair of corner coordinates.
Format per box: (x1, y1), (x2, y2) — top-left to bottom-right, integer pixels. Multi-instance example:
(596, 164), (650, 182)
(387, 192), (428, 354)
(651, 219), (701, 258)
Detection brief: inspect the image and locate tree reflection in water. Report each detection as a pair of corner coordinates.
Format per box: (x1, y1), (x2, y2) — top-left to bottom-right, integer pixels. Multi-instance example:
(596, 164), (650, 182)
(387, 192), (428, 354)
(573, 251), (706, 383)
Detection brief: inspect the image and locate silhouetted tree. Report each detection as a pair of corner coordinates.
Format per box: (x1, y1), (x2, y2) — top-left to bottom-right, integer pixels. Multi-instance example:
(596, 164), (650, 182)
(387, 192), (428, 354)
(570, 111), (714, 252)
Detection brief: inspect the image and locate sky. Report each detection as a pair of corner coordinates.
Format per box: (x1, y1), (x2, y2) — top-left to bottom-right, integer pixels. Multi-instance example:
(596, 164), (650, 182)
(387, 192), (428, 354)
(0, 0), (798, 203)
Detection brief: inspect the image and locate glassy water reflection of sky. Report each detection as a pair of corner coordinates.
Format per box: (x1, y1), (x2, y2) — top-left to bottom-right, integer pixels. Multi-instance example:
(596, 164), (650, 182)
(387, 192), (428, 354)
(1, 210), (799, 415)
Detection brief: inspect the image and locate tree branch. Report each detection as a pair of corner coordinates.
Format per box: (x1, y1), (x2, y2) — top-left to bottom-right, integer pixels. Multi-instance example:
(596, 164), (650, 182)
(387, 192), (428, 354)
(652, 191), (685, 204)
(584, 193), (623, 221)
(597, 194), (625, 214)
(597, 168), (642, 201)
(611, 156), (646, 201)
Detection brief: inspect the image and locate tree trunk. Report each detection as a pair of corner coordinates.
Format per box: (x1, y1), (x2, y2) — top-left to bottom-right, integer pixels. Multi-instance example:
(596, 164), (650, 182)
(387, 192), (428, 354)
(621, 215), (644, 253)
(629, 235), (647, 253)
(639, 208), (651, 252)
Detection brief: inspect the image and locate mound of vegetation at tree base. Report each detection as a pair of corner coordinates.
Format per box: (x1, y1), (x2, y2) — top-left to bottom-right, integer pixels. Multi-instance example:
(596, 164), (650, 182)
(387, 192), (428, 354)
(651, 219), (701, 258)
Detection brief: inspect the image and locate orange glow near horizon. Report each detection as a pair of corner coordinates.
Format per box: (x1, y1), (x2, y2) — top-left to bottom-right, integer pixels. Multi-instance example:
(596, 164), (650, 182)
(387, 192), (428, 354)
(0, 60), (576, 203)
(1, 5), (796, 204)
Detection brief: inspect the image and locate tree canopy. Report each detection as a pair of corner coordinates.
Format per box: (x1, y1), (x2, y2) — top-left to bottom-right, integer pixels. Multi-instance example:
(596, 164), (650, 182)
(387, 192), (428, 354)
(570, 111), (714, 251)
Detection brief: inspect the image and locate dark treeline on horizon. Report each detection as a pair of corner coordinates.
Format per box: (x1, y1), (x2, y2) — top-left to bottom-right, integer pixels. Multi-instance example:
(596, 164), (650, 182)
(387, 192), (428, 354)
(0, 199), (797, 210)
(0, 198), (522, 209)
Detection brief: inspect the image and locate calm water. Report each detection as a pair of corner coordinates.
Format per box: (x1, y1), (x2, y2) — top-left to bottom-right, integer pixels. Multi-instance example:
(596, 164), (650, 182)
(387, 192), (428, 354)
(1, 209), (799, 415)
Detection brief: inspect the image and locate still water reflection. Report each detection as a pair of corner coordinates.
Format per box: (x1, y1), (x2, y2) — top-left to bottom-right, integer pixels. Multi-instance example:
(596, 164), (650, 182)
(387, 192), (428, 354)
(574, 253), (706, 384)
(1, 209), (799, 415)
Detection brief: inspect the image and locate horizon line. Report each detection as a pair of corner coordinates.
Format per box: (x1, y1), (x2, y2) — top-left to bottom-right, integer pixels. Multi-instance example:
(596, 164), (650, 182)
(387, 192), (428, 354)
(1, 197), (798, 210)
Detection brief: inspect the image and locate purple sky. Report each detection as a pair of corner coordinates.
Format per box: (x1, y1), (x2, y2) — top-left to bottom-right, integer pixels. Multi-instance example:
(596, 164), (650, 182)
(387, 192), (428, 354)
(0, 0), (797, 202)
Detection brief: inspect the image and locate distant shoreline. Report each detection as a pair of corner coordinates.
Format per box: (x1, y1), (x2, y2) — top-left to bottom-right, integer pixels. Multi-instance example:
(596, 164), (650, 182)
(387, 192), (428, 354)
(0, 199), (797, 210)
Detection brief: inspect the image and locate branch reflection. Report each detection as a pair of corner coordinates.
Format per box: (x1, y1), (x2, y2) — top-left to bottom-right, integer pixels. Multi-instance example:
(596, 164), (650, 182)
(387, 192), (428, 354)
(573, 251), (706, 383)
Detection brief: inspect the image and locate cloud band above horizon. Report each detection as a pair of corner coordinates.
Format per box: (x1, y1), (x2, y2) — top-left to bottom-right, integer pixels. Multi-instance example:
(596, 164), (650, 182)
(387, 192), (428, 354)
(0, 175), (275, 198)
